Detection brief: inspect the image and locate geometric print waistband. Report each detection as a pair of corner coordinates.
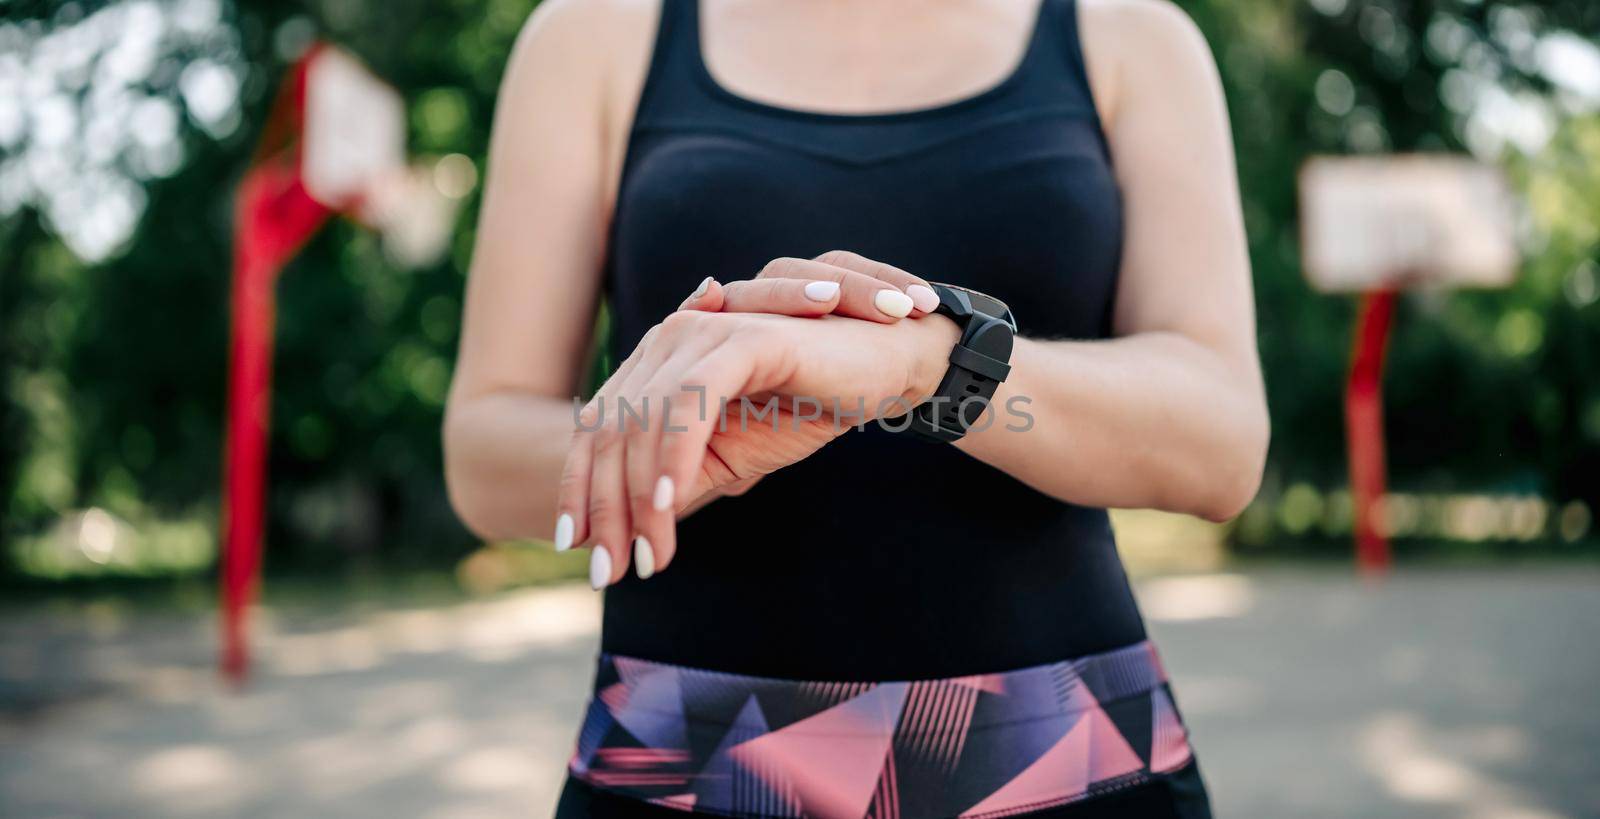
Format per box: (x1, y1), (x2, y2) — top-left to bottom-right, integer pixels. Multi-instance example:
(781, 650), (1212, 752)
(569, 641), (1193, 818)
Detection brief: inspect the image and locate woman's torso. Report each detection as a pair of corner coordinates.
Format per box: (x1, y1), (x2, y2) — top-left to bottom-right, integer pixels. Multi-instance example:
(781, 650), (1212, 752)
(599, 0), (1142, 681)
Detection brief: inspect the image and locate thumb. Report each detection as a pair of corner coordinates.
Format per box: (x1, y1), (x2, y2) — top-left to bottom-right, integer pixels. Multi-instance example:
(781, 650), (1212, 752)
(677, 277), (725, 312)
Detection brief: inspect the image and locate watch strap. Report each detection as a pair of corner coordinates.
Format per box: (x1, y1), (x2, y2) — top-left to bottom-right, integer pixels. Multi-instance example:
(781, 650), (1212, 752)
(948, 342), (1011, 383)
(902, 284), (1015, 443)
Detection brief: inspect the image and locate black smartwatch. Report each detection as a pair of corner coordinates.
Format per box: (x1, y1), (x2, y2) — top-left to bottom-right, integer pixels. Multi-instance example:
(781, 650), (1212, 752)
(900, 283), (1017, 443)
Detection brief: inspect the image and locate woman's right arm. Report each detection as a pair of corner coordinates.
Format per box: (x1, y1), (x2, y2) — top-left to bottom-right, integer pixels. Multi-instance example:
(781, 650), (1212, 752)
(444, 0), (641, 542)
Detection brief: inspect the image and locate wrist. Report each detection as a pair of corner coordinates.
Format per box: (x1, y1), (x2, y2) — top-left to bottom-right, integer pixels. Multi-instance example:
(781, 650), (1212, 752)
(903, 313), (962, 400)
(891, 283), (1016, 443)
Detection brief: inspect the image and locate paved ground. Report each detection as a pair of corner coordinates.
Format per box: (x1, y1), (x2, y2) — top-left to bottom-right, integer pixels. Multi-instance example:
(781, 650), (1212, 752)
(2, 567), (1597, 818)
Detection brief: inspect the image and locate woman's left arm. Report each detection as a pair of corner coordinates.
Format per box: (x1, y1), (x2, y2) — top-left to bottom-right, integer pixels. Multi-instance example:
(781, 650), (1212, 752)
(951, 0), (1267, 521)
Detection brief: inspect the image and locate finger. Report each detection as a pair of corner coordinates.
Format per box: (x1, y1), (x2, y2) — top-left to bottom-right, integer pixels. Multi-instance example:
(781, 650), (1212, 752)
(585, 422), (631, 589)
(612, 314), (723, 579)
(716, 277), (841, 318)
(554, 329), (658, 550)
(811, 250), (941, 315)
(623, 386), (676, 579)
(758, 257), (918, 322)
(824, 270), (920, 323)
(677, 276), (723, 312)
(572, 321), (679, 587)
(553, 401), (600, 552)
(652, 342), (762, 515)
(619, 359), (695, 581)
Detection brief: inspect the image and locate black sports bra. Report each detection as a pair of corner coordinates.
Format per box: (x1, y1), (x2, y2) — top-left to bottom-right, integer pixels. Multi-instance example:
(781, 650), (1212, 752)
(599, 0), (1143, 681)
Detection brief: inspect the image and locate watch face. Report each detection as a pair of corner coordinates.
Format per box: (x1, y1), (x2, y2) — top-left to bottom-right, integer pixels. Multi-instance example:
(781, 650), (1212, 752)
(936, 283), (1017, 331)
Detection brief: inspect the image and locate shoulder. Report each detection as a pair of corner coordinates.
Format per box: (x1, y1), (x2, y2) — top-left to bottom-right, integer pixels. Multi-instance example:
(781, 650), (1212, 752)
(1075, 0), (1219, 125)
(503, 0), (659, 95)
(514, 0), (659, 49)
(1078, 0), (1208, 52)
(495, 0), (661, 160)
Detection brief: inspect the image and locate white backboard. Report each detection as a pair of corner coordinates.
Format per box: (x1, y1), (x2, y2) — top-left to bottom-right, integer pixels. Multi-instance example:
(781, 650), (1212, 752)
(301, 46), (406, 209)
(362, 162), (468, 268)
(1299, 155), (1518, 292)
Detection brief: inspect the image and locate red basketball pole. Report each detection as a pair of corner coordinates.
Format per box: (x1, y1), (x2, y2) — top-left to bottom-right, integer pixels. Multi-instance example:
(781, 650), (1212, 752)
(1345, 289), (1397, 574)
(220, 49), (332, 684)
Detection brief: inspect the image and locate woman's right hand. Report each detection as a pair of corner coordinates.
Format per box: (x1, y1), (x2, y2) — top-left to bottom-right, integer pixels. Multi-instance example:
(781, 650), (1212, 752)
(556, 251), (948, 586)
(661, 251), (940, 513)
(557, 294), (960, 588)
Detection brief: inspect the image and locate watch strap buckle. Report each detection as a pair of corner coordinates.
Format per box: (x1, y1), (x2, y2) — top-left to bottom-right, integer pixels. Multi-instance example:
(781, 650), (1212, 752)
(947, 344), (1010, 382)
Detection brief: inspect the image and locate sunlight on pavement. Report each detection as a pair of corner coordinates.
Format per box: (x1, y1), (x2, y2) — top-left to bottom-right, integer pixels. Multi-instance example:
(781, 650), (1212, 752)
(1360, 711), (1561, 819)
(6, 569), (1598, 818)
(132, 743), (258, 811)
(261, 584), (600, 676)
(0, 582), (603, 819)
(440, 746), (544, 792)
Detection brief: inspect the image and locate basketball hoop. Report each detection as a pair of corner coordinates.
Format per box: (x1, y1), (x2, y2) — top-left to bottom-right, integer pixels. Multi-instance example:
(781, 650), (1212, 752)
(221, 43), (469, 685)
(1298, 155), (1518, 574)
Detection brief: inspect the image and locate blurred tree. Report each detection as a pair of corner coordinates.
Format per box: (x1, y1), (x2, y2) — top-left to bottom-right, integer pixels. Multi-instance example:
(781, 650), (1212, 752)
(1, 0), (1597, 581)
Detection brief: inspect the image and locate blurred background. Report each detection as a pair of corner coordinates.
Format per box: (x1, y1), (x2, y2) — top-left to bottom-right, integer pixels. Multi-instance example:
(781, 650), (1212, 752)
(2, 0), (1598, 817)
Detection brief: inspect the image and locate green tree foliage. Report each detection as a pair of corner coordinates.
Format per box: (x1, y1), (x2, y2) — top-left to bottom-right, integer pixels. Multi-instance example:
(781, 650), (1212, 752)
(1, 0), (1596, 578)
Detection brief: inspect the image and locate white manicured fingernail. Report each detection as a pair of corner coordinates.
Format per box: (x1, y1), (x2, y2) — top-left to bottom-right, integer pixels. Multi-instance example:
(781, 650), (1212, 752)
(589, 547), (612, 589)
(634, 537), (655, 579)
(553, 513), (574, 552)
(652, 476), (675, 512)
(803, 280), (840, 302)
(907, 284), (939, 313)
(692, 276), (713, 298)
(874, 289), (914, 318)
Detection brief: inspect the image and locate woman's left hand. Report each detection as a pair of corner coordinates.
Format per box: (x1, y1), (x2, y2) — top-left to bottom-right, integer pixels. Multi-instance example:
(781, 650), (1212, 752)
(678, 250), (942, 321)
(557, 287), (957, 587)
